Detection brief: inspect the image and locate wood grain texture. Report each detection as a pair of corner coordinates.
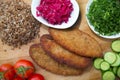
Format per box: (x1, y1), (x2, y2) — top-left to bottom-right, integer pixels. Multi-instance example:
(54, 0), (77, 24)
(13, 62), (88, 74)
(0, 0), (118, 80)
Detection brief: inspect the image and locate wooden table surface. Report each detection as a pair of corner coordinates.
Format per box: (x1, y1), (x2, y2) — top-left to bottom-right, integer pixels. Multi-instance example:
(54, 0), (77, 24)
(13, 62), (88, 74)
(0, 0), (117, 80)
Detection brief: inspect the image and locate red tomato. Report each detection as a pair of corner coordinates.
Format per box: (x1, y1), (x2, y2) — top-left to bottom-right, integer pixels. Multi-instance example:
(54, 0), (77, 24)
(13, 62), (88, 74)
(13, 76), (24, 80)
(28, 73), (44, 80)
(0, 63), (15, 80)
(14, 59), (35, 79)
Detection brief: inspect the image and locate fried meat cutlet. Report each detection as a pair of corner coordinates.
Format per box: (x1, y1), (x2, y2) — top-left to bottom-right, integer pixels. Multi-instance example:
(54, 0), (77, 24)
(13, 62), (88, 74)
(49, 28), (103, 58)
(40, 34), (92, 69)
(29, 44), (83, 76)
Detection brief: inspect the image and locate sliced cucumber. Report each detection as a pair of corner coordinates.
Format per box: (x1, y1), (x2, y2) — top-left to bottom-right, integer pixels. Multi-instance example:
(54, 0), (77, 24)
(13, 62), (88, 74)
(117, 67), (120, 78)
(119, 53), (120, 57)
(113, 66), (118, 75)
(100, 61), (110, 71)
(102, 71), (115, 80)
(104, 52), (117, 64)
(111, 54), (120, 66)
(111, 40), (120, 52)
(94, 58), (104, 69)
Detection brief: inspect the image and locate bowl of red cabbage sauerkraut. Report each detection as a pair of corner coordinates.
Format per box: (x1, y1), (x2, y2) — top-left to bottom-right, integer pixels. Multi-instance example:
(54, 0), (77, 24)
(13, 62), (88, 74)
(31, 0), (80, 29)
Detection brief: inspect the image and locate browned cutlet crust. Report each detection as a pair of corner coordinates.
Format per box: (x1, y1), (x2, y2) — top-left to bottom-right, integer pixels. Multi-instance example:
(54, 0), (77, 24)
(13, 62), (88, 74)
(40, 34), (92, 69)
(49, 28), (103, 58)
(29, 44), (83, 76)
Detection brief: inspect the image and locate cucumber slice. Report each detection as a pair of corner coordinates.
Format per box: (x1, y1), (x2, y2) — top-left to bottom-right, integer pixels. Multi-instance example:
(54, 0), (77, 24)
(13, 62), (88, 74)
(102, 71), (115, 80)
(113, 67), (118, 75)
(111, 40), (120, 52)
(117, 67), (120, 78)
(94, 58), (104, 69)
(104, 52), (117, 64)
(100, 61), (110, 71)
(119, 53), (120, 57)
(111, 54), (120, 66)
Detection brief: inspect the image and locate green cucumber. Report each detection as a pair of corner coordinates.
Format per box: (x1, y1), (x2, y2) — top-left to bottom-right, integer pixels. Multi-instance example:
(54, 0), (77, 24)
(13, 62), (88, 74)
(113, 67), (118, 75)
(94, 40), (120, 79)
(94, 58), (104, 69)
(111, 40), (120, 52)
(102, 71), (115, 80)
(100, 61), (110, 71)
(104, 52), (117, 64)
(117, 67), (120, 78)
(119, 53), (120, 57)
(111, 54), (120, 66)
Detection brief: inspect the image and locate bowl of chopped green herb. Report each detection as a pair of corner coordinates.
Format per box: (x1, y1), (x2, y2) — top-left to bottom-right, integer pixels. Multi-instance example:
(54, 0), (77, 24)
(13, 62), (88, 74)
(86, 0), (120, 39)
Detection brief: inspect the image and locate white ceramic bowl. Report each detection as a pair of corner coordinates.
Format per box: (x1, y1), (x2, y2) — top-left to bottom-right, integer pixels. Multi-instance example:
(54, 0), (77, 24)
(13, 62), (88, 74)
(31, 0), (80, 29)
(86, 0), (120, 39)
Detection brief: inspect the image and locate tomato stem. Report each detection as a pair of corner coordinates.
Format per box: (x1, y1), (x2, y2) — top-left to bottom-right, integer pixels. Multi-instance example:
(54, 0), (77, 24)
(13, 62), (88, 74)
(16, 66), (33, 78)
(17, 66), (28, 77)
(0, 72), (4, 79)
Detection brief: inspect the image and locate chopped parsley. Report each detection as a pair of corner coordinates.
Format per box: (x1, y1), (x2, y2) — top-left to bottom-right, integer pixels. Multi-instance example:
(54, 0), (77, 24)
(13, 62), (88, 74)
(87, 0), (120, 36)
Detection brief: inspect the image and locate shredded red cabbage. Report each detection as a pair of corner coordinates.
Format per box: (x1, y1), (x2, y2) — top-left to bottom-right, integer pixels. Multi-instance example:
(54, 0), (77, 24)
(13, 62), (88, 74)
(36, 0), (73, 25)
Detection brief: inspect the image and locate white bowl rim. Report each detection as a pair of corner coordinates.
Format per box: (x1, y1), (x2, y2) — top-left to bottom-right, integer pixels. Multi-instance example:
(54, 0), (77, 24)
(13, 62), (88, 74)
(86, 0), (120, 39)
(31, 0), (80, 29)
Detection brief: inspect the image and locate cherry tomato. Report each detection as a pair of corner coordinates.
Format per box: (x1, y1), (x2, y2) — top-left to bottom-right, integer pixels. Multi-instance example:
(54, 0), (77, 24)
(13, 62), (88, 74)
(28, 73), (44, 80)
(13, 76), (24, 80)
(0, 63), (15, 80)
(14, 59), (35, 79)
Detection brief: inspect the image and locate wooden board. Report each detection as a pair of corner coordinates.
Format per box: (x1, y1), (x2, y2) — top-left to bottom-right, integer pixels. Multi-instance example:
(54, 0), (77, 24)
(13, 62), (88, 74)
(0, 0), (118, 80)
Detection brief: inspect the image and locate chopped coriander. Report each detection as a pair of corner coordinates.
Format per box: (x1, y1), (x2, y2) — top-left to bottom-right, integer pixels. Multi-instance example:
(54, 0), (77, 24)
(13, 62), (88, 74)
(87, 0), (120, 36)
